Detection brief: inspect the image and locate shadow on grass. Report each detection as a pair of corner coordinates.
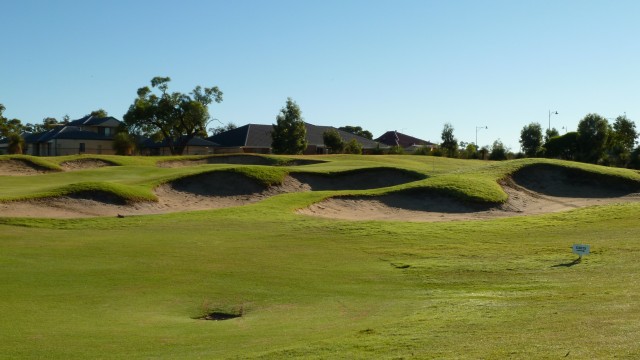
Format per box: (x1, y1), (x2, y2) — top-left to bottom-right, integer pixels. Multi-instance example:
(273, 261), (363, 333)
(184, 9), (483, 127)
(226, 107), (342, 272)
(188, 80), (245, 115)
(552, 257), (582, 268)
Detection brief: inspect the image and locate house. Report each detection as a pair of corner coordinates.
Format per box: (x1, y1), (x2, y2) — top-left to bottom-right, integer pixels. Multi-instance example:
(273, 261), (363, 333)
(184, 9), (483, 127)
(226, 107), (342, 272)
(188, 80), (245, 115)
(140, 136), (219, 156)
(375, 131), (437, 153)
(24, 115), (123, 156)
(207, 123), (386, 154)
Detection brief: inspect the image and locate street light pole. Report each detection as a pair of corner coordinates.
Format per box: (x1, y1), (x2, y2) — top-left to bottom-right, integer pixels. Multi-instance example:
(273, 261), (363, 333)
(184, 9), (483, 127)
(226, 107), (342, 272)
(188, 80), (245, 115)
(475, 126), (487, 150)
(548, 110), (558, 132)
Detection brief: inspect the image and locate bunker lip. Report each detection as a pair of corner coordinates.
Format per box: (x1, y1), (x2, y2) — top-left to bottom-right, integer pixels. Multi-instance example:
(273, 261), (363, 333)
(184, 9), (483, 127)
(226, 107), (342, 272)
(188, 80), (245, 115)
(2, 164), (639, 220)
(297, 176), (640, 222)
(59, 158), (118, 171)
(511, 163), (640, 198)
(288, 168), (426, 191)
(0, 159), (56, 175)
(158, 154), (325, 168)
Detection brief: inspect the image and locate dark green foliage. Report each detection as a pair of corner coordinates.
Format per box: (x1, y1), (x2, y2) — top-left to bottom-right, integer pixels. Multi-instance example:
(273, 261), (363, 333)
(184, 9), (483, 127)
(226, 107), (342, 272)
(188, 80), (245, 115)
(88, 109), (108, 118)
(0, 104), (24, 154)
(322, 129), (344, 154)
(343, 139), (363, 154)
(545, 127), (560, 143)
(489, 140), (507, 160)
(271, 98), (307, 154)
(371, 143), (385, 155)
(112, 132), (136, 155)
(577, 113), (609, 163)
(338, 125), (373, 140)
(545, 132), (578, 160)
(520, 122), (543, 157)
(123, 76), (223, 155)
(387, 146), (405, 155)
(413, 146), (432, 155)
(440, 123), (458, 157)
(629, 147), (640, 169)
(606, 115), (638, 167)
(209, 122), (237, 136)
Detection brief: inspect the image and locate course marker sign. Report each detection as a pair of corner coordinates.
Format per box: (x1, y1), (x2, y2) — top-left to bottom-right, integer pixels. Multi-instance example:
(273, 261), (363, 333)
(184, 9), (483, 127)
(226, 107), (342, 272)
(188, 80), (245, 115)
(572, 244), (590, 257)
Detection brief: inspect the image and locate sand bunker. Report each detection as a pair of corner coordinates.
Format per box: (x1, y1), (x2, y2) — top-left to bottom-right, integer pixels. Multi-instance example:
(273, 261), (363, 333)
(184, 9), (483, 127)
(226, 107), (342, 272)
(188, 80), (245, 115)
(158, 155), (324, 168)
(298, 166), (640, 222)
(0, 172), (306, 218)
(289, 168), (424, 191)
(2, 164), (639, 220)
(0, 159), (54, 175)
(59, 159), (116, 171)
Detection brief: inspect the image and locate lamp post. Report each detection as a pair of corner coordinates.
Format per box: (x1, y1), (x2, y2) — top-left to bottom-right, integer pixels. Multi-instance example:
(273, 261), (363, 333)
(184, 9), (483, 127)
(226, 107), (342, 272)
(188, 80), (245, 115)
(475, 126), (487, 150)
(548, 110), (558, 132)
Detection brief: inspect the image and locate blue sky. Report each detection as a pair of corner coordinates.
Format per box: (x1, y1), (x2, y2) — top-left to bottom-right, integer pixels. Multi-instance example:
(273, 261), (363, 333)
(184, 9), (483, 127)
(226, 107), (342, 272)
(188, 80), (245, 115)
(1, 0), (638, 151)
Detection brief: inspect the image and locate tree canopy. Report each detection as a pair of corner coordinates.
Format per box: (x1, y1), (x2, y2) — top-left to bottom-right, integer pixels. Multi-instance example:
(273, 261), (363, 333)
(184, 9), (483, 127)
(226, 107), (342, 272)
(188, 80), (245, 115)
(545, 132), (578, 160)
(440, 123), (458, 157)
(576, 113), (609, 163)
(271, 98), (307, 154)
(0, 104), (25, 154)
(322, 129), (345, 154)
(519, 122), (543, 157)
(489, 139), (508, 160)
(123, 76), (223, 155)
(338, 126), (373, 140)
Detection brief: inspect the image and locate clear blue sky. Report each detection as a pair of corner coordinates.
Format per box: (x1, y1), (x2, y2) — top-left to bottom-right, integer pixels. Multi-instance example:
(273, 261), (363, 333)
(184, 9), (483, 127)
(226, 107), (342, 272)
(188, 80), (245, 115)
(2, 0), (639, 151)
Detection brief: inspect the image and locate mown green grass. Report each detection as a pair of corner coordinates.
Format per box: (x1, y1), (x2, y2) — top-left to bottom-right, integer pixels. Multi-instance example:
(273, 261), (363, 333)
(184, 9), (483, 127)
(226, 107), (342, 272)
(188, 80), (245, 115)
(1, 154), (640, 358)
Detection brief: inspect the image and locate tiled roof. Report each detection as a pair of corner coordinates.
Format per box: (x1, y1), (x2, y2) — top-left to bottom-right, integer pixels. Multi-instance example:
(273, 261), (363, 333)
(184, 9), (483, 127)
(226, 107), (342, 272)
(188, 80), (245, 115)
(375, 131), (436, 147)
(208, 123), (385, 149)
(143, 136), (219, 148)
(24, 116), (123, 143)
(68, 115), (121, 127)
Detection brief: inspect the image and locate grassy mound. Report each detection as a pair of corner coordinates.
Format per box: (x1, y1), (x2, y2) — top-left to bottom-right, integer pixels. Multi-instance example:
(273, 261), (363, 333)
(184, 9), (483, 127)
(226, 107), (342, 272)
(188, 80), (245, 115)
(512, 163), (640, 197)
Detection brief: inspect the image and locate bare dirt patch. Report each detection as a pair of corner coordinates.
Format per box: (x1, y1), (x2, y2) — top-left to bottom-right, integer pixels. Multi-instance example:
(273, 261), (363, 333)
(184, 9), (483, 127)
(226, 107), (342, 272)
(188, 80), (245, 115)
(0, 159), (54, 176)
(289, 168), (424, 191)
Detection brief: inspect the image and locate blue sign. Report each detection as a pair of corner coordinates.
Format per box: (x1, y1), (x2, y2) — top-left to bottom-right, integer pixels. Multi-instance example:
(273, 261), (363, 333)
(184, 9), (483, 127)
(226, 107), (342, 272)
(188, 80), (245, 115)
(572, 244), (590, 256)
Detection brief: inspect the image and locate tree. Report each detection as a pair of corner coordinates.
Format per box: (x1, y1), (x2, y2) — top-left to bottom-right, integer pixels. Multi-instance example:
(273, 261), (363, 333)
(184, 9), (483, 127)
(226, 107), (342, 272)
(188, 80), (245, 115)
(209, 121), (237, 136)
(344, 139), (363, 154)
(112, 132), (136, 155)
(519, 122), (543, 157)
(545, 127), (560, 143)
(271, 98), (307, 154)
(489, 139), (508, 160)
(611, 115), (638, 151)
(338, 126), (373, 140)
(545, 132), (578, 160)
(607, 115), (638, 166)
(123, 76), (223, 155)
(322, 129), (344, 154)
(24, 117), (61, 133)
(440, 123), (458, 157)
(576, 113), (609, 163)
(0, 104), (24, 154)
(88, 109), (108, 118)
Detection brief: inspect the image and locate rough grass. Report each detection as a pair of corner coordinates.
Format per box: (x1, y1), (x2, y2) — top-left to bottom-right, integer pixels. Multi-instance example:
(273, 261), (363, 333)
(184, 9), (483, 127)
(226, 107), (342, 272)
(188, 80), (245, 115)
(2, 154), (640, 358)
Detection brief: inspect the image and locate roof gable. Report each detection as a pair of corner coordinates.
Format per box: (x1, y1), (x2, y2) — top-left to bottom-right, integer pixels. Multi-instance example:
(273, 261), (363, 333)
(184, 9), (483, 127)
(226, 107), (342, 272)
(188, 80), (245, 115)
(375, 131), (435, 147)
(209, 123), (383, 149)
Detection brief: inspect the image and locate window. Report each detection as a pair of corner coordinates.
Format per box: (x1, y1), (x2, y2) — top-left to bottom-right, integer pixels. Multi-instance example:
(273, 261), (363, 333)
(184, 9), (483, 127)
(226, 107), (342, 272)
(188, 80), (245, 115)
(79, 143), (85, 153)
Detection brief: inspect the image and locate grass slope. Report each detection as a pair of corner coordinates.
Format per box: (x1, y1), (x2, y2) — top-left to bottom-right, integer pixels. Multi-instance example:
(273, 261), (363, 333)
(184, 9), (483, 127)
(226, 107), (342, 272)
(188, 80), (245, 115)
(1, 155), (640, 358)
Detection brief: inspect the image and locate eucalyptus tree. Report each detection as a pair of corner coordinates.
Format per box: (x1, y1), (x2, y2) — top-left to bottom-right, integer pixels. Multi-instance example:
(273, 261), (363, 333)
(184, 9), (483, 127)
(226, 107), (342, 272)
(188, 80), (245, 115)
(271, 98), (307, 154)
(123, 76), (223, 155)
